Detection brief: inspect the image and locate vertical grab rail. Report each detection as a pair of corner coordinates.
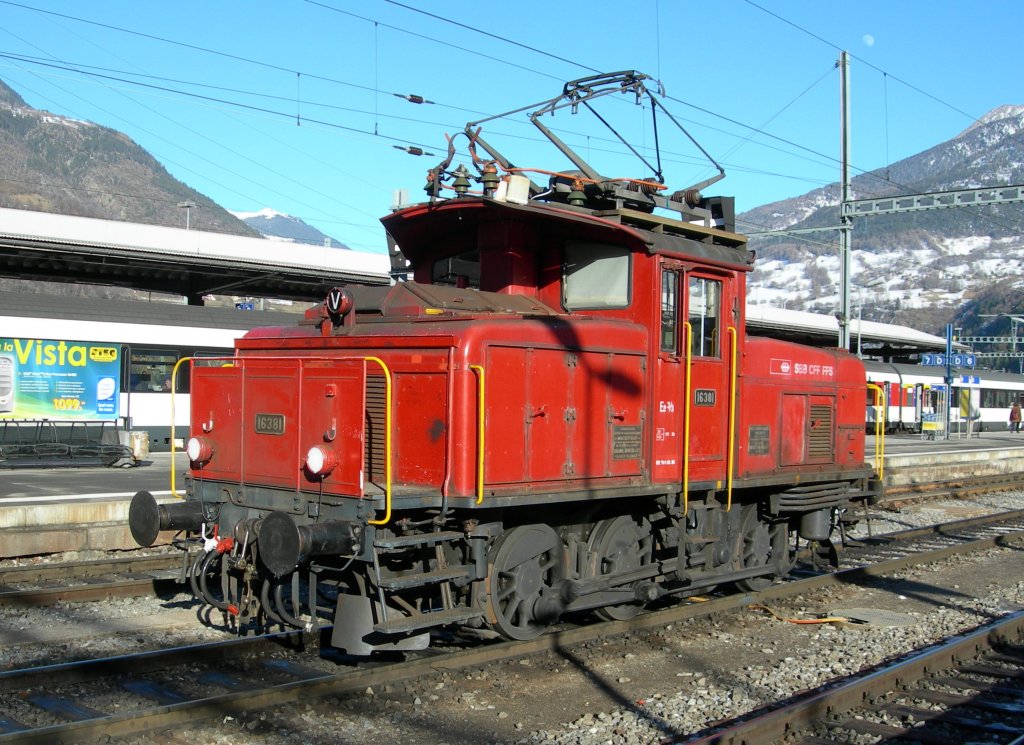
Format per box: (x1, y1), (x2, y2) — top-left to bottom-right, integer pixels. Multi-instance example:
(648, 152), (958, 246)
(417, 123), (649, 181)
(726, 327), (738, 512)
(866, 383), (885, 480)
(469, 364), (485, 505)
(682, 322), (693, 515)
(365, 356), (394, 525)
(169, 356), (195, 500)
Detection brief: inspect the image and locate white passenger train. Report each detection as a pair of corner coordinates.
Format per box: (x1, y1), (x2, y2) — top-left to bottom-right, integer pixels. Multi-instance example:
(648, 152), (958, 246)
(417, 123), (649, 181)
(0, 293), (301, 453)
(865, 361), (1024, 434)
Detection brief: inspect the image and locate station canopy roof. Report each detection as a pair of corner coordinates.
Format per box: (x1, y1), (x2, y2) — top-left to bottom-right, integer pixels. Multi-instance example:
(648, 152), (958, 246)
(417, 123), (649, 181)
(0, 207), (390, 304)
(746, 304), (965, 359)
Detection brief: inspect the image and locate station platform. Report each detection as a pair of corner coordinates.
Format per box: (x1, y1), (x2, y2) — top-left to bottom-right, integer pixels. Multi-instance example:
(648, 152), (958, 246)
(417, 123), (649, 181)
(0, 452), (183, 559)
(870, 430), (1024, 487)
(2, 434), (1024, 559)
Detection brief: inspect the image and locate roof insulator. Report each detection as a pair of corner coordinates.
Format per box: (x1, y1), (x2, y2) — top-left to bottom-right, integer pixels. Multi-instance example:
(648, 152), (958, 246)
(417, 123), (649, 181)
(394, 93), (434, 105)
(479, 163), (500, 197)
(568, 178), (587, 207)
(394, 145), (434, 157)
(452, 165), (472, 196)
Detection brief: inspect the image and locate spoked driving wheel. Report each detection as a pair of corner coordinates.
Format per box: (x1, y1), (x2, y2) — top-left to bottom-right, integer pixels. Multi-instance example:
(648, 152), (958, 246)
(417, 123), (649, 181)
(589, 514), (655, 621)
(484, 524), (564, 640)
(733, 503), (792, 592)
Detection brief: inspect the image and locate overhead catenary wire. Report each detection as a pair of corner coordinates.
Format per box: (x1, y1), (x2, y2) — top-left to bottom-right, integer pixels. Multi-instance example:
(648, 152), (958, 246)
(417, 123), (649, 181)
(3, 0), (1022, 260)
(0, 49), (843, 183)
(0, 49), (846, 203)
(0, 0), (997, 193)
(0, 0), (879, 206)
(0, 54), (385, 235)
(740, 0), (1024, 157)
(0, 0), (865, 182)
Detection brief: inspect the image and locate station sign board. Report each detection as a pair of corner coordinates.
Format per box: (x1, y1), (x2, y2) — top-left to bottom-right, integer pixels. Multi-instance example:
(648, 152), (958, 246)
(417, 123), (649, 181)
(0, 337), (121, 420)
(921, 353), (976, 368)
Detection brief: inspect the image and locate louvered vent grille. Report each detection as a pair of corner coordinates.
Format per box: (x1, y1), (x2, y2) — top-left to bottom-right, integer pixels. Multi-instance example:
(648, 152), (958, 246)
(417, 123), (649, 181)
(364, 374), (387, 484)
(808, 404), (834, 460)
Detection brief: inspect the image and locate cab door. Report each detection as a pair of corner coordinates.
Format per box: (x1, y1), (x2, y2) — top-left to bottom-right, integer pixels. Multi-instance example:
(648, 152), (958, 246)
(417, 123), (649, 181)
(652, 265), (738, 488)
(683, 272), (732, 485)
(652, 263), (685, 483)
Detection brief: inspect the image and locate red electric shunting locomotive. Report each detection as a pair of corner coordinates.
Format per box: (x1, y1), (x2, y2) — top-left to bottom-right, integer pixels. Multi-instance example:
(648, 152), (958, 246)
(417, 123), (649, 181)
(130, 72), (881, 654)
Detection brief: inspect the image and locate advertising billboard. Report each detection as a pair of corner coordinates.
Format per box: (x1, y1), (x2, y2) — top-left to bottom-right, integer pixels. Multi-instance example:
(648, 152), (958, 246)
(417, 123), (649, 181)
(0, 338), (121, 420)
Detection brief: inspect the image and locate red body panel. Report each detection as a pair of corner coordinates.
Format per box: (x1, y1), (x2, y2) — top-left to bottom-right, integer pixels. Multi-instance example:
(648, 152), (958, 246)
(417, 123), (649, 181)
(736, 337), (866, 478)
(187, 198), (870, 510)
(191, 358), (368, 497)
(197, 314), (649, 501)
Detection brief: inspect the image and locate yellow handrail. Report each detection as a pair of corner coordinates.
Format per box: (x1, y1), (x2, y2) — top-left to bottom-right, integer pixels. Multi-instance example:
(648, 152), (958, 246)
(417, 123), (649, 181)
(169, 356), (194, 500)
(469, 364), (485, 505)
(866, 382), (885, 480)
(365, 356), (394, 525)
(726, 327), (738, 512)
(682, 321), (693, 515)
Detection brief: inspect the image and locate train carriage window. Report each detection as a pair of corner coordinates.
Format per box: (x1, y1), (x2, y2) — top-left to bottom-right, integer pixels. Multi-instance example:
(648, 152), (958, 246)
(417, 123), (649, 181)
(661, 269), (679, 353)
(127, 349), (178, 392)
(688, 276), (722, 358)
(563, 241), (630, 310)
(982, 388), (1016, 410)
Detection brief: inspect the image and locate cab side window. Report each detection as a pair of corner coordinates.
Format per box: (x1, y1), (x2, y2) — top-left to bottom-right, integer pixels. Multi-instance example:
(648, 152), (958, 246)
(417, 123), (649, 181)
(661, 269), (679, 353)
(689, 276), (721, 358)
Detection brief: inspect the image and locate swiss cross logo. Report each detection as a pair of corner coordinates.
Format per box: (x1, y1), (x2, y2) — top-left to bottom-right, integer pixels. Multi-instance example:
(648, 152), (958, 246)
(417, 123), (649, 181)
(770, 358), (792, 375)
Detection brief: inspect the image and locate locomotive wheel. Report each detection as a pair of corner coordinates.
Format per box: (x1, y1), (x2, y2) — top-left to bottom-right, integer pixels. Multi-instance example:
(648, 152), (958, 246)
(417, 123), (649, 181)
(589, 514), (654, 621)
(484, 524), (564, 641)
(733, 504), (791, 593)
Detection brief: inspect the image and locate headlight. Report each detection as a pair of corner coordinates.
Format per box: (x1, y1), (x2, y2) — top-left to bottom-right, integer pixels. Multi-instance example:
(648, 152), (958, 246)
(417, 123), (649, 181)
(305, 444), (339, 477)
(186, 436), (214, 465)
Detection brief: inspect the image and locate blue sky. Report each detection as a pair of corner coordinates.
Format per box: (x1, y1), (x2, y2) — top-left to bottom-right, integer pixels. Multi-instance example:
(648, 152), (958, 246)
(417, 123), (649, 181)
(0, 1), (1019, 254)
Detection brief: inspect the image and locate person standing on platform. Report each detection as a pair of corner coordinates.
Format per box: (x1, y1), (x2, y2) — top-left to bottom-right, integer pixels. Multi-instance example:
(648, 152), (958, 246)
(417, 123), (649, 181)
(1010, 401), (1021, 433)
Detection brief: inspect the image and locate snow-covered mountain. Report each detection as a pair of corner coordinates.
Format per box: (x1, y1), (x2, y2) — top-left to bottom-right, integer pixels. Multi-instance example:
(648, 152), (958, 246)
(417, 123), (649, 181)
(231, 208), (350, 249)
(740, 104), (1024, 339)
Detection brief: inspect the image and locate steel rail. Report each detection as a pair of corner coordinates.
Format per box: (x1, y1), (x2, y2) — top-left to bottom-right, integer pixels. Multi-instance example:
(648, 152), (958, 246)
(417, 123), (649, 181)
(883, 472), (1024, 503)
(0, 553), (181, 607)
(3, 513), (1024, 744)
(676, 609), (1024, 744)
(0, 553), (179, 585)
(0, 577), (169, 606)
(0, 632), (300, 695)
(855, 507), (1024, 545)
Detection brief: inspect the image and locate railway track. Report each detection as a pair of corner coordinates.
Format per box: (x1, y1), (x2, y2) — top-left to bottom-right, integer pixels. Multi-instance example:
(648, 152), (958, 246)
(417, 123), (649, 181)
(883, 471), (1024, 504)
(0, 552), (181, 607)
(2, 510), (1024, 743)
(679, 609), (1024, 744)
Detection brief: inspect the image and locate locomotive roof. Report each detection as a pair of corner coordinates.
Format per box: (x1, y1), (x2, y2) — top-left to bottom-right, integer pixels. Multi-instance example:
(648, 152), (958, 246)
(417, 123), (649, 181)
(382, 196), (755, 273)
